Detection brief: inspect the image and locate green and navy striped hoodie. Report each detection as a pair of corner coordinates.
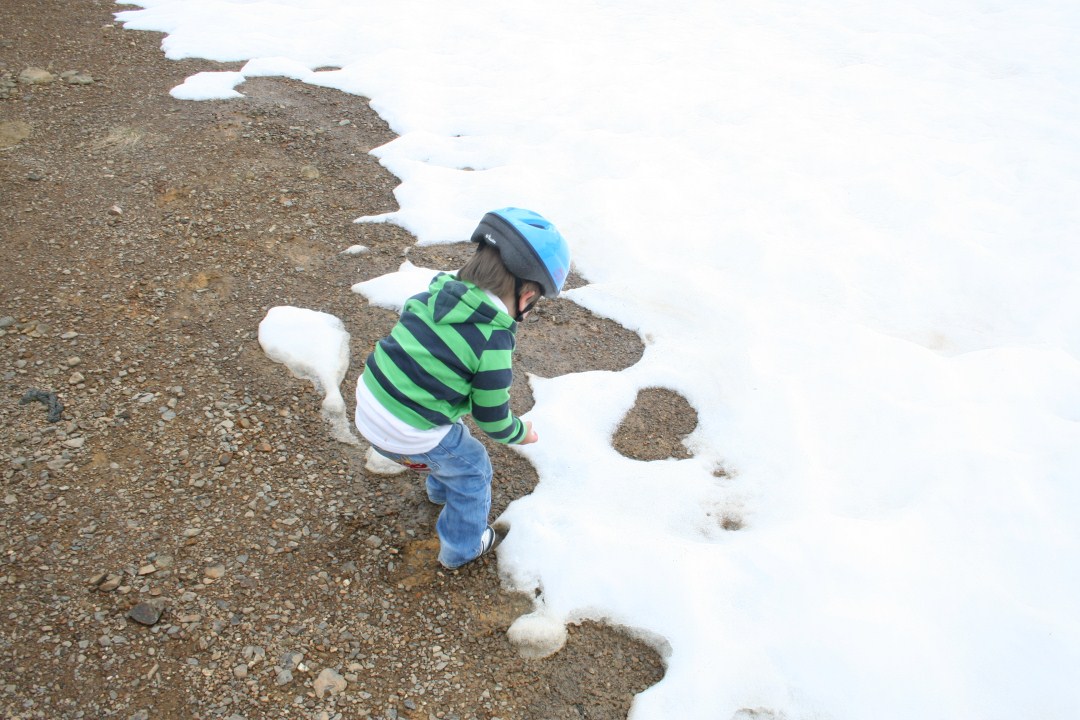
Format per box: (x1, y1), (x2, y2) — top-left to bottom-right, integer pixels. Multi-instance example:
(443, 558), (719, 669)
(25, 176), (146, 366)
(361, 273), (527, 444)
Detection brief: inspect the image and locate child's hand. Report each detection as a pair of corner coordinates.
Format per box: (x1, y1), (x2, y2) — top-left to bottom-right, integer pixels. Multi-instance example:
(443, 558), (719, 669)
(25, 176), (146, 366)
(519, 421), (539, 445)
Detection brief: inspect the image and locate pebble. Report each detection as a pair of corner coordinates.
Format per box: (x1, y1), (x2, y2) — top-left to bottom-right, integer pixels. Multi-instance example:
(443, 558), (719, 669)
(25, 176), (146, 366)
(127, 598), (166, 626)
(0, 121), (31, 149)
(242, 645), (266, 664)
(365, 535), (383, 549)
(18, 67), (54, 85)
(63, 71), (95, 85)
(232, 663), (248, 679)
(204, 563), (226, 579)
(97, 574), (122, 592)
(313, 668), (347, 698)
(280, 650), (304, 670)
(183, 527), (202, 538)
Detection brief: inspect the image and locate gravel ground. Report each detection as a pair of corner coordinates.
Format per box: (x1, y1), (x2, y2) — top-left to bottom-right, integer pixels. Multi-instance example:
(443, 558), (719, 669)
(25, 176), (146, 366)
(1, 2), (699, 718)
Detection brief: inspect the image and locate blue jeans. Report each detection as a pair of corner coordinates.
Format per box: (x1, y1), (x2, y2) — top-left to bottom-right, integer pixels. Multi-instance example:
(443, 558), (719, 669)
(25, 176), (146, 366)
(371, 422), (492, 568)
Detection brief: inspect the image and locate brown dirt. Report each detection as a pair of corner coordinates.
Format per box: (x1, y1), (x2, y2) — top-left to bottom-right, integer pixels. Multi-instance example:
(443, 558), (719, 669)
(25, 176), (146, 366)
(0, 1), (687, 718)
(612, 388), (698, 462)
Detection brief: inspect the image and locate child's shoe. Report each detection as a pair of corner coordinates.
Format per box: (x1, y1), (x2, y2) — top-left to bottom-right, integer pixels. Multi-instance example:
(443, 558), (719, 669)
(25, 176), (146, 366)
(479, 524), (507, 556)
(440, 524), (508, 570)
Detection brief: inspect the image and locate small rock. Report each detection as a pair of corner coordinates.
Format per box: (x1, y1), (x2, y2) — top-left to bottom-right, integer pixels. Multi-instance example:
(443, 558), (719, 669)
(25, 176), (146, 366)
(280, 650), (304, 670)
(18, 67), (54, 85)
(232, 663), (248, 679)
(313, 668), (347, 698)
(127, 598), (166, 626)
(182, 527), (202, 538)
(299, 164), (320, 180)
(108, 205), (123, 216)
(0, 121), (32, 149)
(275, 667), (293, 686)
(217, 452), (232, 466)
(242, 645), (266, 663)
(68, 372), (85, 385)
(66, 73), (95, 85)
(97, 574), (122, 592)
(364, 535), (383, 549)
(204, 563), (225, 579)
(27, 172), (45, 182)
(63, 437), (85, 449)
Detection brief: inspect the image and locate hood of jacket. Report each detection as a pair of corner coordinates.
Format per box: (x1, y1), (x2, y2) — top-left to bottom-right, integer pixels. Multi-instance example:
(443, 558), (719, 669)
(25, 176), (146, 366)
(428, 273), (516, 331)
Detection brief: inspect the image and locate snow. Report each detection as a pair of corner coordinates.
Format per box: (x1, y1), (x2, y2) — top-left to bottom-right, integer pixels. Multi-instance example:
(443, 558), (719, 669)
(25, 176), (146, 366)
(120, 1), (1080, 718)
(257, 306), (357, 445)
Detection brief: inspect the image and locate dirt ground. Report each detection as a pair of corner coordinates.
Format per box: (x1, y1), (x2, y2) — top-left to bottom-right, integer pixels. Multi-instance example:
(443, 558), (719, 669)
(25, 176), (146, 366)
(0, 2), (700, 718)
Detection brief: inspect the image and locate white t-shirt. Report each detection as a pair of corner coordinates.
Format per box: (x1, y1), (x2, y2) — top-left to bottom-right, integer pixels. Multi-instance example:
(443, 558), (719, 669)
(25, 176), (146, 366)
(354, 379), (450, 454)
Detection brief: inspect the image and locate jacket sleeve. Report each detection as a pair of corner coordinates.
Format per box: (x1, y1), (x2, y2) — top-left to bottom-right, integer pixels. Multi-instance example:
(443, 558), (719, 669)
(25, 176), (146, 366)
(469, 329), (525, 443)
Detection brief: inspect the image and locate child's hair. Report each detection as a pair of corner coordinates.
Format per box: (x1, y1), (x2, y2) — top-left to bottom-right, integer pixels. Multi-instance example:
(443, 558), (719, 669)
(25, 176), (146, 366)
(457, 242), (540, 302)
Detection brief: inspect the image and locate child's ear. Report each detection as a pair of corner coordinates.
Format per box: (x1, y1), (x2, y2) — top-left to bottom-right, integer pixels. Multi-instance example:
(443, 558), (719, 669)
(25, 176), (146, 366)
(518, 287), (539, 311)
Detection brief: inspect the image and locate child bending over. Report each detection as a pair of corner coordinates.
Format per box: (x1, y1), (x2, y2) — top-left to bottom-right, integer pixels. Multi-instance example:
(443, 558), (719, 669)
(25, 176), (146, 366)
(354, 208), (571, 568)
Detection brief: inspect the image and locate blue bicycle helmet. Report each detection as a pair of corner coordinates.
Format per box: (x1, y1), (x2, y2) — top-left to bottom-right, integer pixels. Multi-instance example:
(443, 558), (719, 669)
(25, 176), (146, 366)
(470, 207), (571, 298)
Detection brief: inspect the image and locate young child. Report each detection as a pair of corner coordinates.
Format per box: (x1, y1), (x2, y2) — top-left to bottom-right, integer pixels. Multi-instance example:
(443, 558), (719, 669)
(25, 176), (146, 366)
(354, 208), (571, 569)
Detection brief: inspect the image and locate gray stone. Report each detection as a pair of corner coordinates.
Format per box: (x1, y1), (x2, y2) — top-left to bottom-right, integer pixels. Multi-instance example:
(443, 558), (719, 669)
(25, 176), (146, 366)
(127, 598), (166, 626)
(279, 650), (304, 669)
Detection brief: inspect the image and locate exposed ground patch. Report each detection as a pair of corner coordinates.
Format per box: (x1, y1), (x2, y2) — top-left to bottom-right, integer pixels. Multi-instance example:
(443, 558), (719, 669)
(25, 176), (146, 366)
(613, 387), (698, 461)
